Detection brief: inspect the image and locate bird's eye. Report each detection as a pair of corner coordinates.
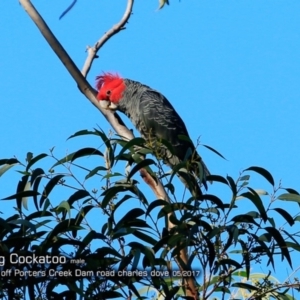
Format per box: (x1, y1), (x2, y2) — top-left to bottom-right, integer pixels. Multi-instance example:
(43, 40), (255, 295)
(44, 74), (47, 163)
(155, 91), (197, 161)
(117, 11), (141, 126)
(106, 90), (111, 96)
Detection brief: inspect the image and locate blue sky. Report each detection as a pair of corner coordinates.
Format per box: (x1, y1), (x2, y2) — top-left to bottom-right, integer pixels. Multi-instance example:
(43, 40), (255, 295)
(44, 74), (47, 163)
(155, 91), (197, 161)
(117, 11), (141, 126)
(1, 0), (299, 183)
(1, 0), (300, 296)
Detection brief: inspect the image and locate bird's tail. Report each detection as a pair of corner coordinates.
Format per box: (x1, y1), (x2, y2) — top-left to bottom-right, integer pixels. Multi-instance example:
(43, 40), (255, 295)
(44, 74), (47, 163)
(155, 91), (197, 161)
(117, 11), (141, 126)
(191, 151), (211, 187)
(201, 159), (211, 178)
(177, 171), (203, 199)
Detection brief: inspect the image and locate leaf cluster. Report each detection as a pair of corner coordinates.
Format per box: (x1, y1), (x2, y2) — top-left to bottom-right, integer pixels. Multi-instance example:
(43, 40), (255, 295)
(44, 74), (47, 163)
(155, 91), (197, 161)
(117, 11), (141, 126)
(0, 129), (300, 299)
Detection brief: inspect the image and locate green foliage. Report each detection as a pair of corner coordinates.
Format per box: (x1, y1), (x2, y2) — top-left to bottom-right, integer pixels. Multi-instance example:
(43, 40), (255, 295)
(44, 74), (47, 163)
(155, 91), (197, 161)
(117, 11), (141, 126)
(58, 0), (170, 21)
(158, 0), (170, 10)
(0, 129), (300, 299)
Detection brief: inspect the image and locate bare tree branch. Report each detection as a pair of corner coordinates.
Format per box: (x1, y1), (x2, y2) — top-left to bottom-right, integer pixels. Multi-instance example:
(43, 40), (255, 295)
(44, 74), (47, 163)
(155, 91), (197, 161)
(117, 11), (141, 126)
(82, 0), (134, 77)
(18, 1), (198, 297)
(18, 0), (169, 202)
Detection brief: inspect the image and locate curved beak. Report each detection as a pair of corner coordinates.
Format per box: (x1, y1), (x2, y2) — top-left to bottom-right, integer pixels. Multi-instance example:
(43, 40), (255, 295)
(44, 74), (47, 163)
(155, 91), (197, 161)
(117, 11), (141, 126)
(99, 100), (118, 110)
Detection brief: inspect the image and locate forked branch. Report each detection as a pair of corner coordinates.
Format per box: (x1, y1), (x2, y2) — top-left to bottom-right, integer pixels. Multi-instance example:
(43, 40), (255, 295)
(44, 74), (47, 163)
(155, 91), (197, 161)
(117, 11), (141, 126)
(17, 0), (169, 214)
(81, 0), (134, 77)
(18, 0), (197, 297)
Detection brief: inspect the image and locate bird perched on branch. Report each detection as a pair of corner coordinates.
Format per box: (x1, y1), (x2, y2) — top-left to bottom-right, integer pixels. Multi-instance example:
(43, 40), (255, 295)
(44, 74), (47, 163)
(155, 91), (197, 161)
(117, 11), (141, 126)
(96, 73), (210, 197)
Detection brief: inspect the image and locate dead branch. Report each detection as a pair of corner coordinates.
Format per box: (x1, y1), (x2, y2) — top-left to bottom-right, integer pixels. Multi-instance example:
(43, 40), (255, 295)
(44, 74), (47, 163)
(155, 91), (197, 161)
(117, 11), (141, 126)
(18, 0), (197, 297)
(18, 0), (169, 210)
(81, 0), (134, 78)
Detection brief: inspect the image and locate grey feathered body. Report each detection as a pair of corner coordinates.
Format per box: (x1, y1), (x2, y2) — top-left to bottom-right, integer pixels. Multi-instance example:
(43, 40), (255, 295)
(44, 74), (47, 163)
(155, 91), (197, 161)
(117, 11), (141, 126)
(117, 79), (210, 180)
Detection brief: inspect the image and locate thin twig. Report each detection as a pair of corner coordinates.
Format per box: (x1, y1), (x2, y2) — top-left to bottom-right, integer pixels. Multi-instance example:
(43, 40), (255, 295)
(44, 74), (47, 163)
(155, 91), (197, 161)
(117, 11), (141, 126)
(81, 0), (134, 77)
